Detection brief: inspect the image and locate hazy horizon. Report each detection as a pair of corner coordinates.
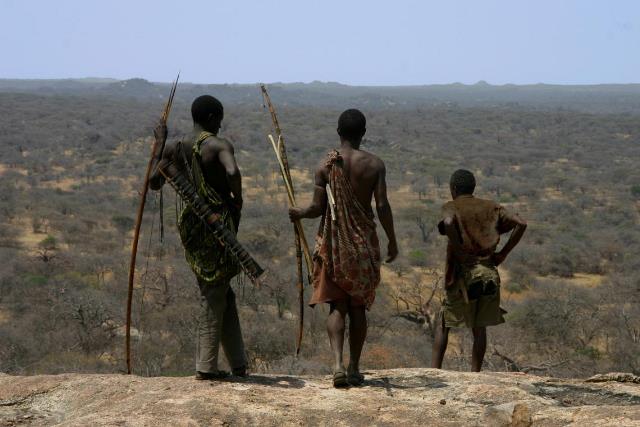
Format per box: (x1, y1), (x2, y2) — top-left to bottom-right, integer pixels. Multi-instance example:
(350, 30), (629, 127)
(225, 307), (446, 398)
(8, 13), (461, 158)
(3, 76), (640, 87)
(2, 0), (639, 86)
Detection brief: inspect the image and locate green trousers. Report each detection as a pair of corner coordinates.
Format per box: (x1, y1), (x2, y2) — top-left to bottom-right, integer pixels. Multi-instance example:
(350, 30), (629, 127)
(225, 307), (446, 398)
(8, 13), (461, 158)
(442, 262), (505, 328)
(196, 279), (247, 373)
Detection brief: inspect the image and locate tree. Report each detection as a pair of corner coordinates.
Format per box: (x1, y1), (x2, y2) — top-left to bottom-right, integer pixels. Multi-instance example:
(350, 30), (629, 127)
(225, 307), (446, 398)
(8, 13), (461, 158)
(388, 270), (442, 338)
(37, 235), (57, 263)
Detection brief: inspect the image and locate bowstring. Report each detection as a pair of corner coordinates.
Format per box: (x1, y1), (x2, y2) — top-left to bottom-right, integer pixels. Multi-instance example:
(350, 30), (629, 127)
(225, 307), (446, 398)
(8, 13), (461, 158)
(136, 191), (158, 366)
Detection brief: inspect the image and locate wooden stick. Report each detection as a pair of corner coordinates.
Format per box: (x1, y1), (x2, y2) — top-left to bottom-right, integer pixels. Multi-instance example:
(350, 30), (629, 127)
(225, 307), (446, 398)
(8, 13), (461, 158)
(261, 84), (313, 355)
(294, 227), (304, 355)
(268, 135), (295, 204)
(268, 134), (311, 354)
(325, 184), (337, 221)
(268, 135), (313, 272)
(126, 73), (179, 375)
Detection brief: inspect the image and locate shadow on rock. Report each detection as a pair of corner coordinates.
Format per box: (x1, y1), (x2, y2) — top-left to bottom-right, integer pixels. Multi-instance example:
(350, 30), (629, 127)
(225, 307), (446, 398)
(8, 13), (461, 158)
(533, 382), (640, 407)
(364, 374), (449, 396)
(232, 375), (307, 389)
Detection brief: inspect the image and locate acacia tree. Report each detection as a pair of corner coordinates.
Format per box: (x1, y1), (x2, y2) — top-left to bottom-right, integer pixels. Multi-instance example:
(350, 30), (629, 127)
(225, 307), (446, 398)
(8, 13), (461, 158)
(388, 269), (442, 338)
(36, 235), (57, 263)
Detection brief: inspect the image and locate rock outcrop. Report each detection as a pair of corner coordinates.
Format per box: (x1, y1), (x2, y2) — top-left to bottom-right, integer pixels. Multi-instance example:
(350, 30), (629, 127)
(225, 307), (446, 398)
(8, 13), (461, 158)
(1, 369), (639, 426)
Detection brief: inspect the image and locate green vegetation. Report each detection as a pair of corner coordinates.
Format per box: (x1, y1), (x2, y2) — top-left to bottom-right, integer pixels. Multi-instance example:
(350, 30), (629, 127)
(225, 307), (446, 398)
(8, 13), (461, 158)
(0, 81), (638, 377)
(408, 250), (428, 267)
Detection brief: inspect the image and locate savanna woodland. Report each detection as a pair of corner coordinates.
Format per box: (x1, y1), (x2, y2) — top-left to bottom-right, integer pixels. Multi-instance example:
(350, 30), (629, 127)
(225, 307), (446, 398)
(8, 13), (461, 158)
(1, 79), (639, 377)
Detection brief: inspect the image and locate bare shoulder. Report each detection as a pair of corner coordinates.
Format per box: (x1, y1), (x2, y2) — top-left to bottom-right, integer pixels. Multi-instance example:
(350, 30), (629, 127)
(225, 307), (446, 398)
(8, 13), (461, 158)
(366, 150), (385, 171)
(206, 135), (234, 152)
(201, 135), (234, 162)
(356, 149), (385, 172)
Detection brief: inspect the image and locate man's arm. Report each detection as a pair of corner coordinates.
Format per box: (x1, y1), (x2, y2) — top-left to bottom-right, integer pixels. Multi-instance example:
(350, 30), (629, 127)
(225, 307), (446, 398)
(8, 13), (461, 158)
(493, 215), (527, 266)
(289, 161), (328, 220)
(212, 140), (243, 209)
(149, 123), (173, 191)
(374, 162), (398, 263)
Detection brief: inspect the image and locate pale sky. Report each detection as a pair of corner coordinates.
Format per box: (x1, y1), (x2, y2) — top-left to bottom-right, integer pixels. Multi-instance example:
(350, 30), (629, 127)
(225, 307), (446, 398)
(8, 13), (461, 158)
(1, 0), (638, 85)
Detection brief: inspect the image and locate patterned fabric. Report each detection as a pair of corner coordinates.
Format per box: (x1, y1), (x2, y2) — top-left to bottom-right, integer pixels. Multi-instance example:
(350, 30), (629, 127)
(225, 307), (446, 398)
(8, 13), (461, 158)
(177, 131), (240, 284)
(311, 150), (381, 309)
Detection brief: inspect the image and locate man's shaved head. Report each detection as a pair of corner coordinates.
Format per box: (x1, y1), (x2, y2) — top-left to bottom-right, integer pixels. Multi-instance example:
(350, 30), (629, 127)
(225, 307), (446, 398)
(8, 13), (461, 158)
(337, 109), (366, 142)
(191, 95), (224, 126)
(450, 169), (476, 195)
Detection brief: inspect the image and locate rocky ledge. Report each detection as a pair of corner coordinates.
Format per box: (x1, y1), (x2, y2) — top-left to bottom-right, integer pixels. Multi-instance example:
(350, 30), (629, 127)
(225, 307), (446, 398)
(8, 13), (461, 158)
(0, 369), (639, 426)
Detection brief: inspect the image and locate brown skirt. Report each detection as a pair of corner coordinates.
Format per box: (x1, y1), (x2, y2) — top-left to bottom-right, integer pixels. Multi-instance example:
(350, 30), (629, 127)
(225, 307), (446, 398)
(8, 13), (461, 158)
(308, 261), (366, 308)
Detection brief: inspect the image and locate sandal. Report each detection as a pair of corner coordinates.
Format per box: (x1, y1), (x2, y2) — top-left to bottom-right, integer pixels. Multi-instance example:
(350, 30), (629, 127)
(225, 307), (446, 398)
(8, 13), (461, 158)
(333, 370), (349, 388)
(195, 370), (230, 380)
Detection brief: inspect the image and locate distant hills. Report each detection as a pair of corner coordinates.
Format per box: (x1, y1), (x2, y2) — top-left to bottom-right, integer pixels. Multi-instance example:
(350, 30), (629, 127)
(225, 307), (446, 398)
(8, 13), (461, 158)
(1, 78), (640, 114)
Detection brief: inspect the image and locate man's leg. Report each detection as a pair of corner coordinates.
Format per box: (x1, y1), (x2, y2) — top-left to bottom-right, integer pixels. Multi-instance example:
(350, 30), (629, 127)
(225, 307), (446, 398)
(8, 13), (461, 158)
(347, 303), (367, 385)
(221, 286), (248, 375)
(196, 280), (229, 375)
(471, 326), (487, 372)
(347, 303), (367, 381)
(327, 299), (349, 374)
(431, 313), (450, 369)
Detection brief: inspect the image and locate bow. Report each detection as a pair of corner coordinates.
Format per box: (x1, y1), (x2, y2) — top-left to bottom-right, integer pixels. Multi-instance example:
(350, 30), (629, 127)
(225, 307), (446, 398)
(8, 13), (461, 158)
(260, 84), (312, 355)
(125, 74), (179, 374)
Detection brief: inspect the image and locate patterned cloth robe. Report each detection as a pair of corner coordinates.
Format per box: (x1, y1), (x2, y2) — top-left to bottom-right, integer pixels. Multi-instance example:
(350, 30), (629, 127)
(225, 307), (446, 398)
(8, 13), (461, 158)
(177, 131), (240, 284)
(310, 150), (381, 309)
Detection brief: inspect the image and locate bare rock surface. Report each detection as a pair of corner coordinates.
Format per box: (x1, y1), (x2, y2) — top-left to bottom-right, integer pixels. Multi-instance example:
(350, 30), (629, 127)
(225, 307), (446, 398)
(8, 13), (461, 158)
(1, 369), (639, 426)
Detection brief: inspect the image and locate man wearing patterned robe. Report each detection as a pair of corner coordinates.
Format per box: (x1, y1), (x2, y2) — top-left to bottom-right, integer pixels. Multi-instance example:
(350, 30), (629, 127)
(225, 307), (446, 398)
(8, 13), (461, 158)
(289, 109), (398, 387)
(149, 95), (247, 380)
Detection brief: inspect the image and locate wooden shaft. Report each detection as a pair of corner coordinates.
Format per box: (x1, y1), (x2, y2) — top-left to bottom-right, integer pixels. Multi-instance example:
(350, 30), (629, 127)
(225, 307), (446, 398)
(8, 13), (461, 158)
(161, 73), (179, 122)
(269, 135), (296, 204)
(126, 138), (159, 375)
(126, 74), (179, 375)
(262, 84), (315, 354)
(261, 85), (294, 196)
(261, 85), (283, 140)
(268, 135), (313, 274)
(294, 227), (304, 356)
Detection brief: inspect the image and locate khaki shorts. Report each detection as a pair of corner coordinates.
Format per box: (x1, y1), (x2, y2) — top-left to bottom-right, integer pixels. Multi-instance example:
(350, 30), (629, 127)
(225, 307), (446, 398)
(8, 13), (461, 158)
(442, 262), (506, 328)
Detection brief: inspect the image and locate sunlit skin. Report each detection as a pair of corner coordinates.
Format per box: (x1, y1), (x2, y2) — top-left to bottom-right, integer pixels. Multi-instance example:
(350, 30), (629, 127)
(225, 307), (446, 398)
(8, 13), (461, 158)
(149, 115), (242, 214)
(431, 183), (527, 372)
(289, 126), (398, 380)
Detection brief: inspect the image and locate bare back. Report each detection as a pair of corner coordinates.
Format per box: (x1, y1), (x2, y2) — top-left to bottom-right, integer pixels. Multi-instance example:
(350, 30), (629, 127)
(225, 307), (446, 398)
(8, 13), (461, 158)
(291, 140), (397, 263)
(158, 134), (236, 202)
(324, 147), (384, 214)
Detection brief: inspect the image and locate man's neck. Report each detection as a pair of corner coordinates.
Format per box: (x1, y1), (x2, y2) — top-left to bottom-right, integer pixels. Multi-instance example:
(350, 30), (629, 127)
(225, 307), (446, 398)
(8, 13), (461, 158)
(193, 124), (218, 136)
(454, 193), (474, 200)
(340, 139), (360, 150)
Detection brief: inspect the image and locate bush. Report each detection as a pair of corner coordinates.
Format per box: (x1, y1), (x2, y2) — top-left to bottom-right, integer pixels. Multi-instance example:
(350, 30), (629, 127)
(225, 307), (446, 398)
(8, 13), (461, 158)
(408, 249), (427, 267)
(504, 281), (524, 294)
(111, 215), (134, 233)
